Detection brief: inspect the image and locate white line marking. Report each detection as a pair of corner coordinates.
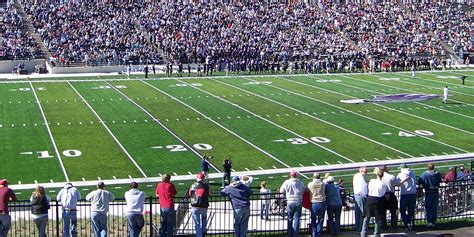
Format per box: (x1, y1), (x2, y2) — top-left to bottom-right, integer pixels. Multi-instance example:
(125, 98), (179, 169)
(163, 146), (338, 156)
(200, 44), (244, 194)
(68, 82), (147, 177)
(312, 163), (317, 166)
(128, 175), (133, 179)
(30, 82), (69, 181)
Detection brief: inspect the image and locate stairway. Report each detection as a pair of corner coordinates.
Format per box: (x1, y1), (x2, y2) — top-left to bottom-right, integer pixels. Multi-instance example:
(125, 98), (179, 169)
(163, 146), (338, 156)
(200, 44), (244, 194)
(133, 18), (167, 64)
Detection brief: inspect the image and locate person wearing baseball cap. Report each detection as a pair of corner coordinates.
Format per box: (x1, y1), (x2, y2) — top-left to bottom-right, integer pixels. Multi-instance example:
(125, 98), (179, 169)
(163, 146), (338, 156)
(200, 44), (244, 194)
(221, 175), (252, 237)
(280, 170), (306, 237)
(86, 182), (115, 237)
(189, 172), (210, 237)
(0, 179), (16, 237)
(57, 183), (81, 237)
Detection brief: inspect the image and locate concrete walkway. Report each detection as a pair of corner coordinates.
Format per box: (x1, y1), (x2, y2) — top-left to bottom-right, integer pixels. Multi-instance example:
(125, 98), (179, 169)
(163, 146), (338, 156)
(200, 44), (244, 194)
(311, 225), (474, 237)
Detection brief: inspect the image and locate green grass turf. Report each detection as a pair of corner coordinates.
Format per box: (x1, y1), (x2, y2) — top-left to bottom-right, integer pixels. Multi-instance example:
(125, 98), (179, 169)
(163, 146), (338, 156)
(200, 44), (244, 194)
(0, 71), (472, 187)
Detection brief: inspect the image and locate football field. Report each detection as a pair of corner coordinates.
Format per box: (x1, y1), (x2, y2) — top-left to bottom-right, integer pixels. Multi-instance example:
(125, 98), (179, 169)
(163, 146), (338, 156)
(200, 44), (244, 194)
(1, 70), (473, 187)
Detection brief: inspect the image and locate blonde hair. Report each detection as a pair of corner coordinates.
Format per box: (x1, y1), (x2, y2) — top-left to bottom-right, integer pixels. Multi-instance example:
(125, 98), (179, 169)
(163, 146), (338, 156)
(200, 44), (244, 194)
(260, 181), (267, 188)
(32, 185), (45, 198)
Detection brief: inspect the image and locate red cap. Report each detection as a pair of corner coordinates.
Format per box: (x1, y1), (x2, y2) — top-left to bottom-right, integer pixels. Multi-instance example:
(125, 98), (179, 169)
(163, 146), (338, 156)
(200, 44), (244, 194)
(0, 179), (8, 186)
(196, 172), (205, 181)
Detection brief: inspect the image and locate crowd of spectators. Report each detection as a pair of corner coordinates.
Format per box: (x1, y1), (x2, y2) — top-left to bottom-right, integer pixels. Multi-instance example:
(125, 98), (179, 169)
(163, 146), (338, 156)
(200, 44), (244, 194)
(0, 4), (42, 60)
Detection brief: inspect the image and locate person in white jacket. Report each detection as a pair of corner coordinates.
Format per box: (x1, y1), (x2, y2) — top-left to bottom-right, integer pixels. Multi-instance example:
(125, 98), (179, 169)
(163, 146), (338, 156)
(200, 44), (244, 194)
(125, 182), (145, 237)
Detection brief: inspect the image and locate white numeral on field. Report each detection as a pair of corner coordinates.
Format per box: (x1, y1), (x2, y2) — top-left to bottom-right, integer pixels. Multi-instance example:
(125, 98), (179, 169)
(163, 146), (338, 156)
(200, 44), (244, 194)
(174, 83), (202, 87)
(34, 150), (82, 159)
(37, 151), (54, 159)
(163, 143), (213, 152)
(399, 130), (434, 137)
(287, 138), (308, 145)
(310, 136), (331, 143)
(277, 136), (331, 145)
(62, 149), (82, 158)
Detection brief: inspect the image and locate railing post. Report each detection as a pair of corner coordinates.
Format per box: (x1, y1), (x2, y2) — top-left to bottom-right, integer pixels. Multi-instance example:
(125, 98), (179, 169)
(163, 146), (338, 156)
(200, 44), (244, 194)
(149, 196), (153, 237)
(55, 200), (60, 237)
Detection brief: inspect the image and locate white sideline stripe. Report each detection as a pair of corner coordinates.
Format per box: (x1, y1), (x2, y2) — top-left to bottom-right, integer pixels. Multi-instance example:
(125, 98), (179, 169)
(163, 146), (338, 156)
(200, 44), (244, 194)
(29, 82), (69, 182)
(396, 72), (474, 93)
(139, 80), (297, 175)
(273, 76), (470, 153)
(105, 81), (221, 173)
(309, 75), (474, 135)
(175, 79), (354, 164)
(9, 153), (474, 190)
(214, 78), (412, 158)
(68, 82), (147, 177)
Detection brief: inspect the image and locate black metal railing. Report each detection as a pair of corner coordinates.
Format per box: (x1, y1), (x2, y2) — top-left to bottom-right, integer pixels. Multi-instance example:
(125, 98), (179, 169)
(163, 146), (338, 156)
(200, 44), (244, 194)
(5, 180), (473, 236)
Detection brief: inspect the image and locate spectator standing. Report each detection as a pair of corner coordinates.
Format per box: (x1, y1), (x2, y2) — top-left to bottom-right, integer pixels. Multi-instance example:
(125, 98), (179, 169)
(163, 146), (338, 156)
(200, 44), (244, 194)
(125, 182), (145, 237)
(361, 168), (388, 237)
(220, 176), (252, 237)
(86, 182), (115, 237)
(280, 170), (305, 237)
(396, 164), (417, 230)
(307, 172), (326, 237)
(353, 167), (368, 233)
(156, 174), (177, 237)
(0, 179), (16, 237)
(259, 181), (271, 221)
(222, 159), (232, 187)
(381, 166), (398, 229)
(325, 176), (342, 236)
(443, 167), (456, 183)
(189, 173), (210, 237)
(30, 185), (50, 237)
(201, 156), (210, 178)
(57, 183), (81, 237)
(418, 163), (442, 228)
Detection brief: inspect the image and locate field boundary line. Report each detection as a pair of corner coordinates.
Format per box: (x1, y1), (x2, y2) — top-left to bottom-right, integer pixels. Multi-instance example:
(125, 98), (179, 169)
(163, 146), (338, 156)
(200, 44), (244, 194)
(104, 81), (222, 173)
(68, 82), (147, 177)
(399, 72), (474, 90)
(139, 80), (298, 174)
(304, 75), (474, 135)
(254, 77), (470, 153)
(212, 78), (414, 157)
(9, 153), (474, 190)
(29, 82), (70, 182)
(172, 79), (355, 163)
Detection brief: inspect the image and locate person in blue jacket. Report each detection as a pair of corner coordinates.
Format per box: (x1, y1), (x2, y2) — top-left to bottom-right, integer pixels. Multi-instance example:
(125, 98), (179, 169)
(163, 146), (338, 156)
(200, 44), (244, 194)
(220, 176), (252, 237)
(418, 163), (442, 228)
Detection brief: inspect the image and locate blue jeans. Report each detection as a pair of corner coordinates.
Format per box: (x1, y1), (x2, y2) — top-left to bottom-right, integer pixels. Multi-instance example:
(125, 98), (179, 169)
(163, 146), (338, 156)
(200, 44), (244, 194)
(287, 202), (302, 237)
(0, 214), (11, 237)
(191, 207), (208, 237)
(127, 214), (144, 237)
(233, 206), (250, 237)
(159, 208), (175, 237)
(425, 192), (439, 225)
(62, 210), (77, 237)
(260, 203), (270, 220)
(400, 194), (416, 227)
(310, 202), (326, 237)
(91, 212), (108, 237)
(354, 195), (366, 233)
(222, 172), (231, 187)
(327, 205), (342, 235)
(361, 216), (381, 237)
(33, 215), (48, 237)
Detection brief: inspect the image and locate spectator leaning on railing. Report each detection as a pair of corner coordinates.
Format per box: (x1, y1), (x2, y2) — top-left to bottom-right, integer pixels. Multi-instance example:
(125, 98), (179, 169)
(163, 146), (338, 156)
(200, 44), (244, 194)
(124, 182), (145, 237)
(417, 163), (442, 228)
(155, 174), (177, 237)
(220, 176), (252, 237)
(0, 179), (16, 237)
(396, 163), (417, 231)
(30, 185), (50, 237)
(189, 172), (210, 237)
(56, 183), (81, 237)
(307, 172), (326, 237)
(280, 170), (306, 237)
(361, 167), (388, 237)
(86, 182), (115, 237)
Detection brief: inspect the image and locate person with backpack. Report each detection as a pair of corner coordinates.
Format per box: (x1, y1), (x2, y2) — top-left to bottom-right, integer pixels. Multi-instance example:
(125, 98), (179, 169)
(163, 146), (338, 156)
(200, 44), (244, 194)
(189, 172), (210, 237)
(57, 183), (81, 237)
(30, 185), (51, 237)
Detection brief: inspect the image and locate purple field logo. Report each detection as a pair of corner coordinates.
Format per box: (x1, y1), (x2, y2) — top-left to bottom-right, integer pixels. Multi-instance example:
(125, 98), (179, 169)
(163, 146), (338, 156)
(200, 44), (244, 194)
(340, 93), (440, 104)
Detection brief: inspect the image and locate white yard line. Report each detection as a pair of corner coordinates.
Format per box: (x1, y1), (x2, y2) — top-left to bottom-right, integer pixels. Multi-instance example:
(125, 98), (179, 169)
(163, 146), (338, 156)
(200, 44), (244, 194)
(303, 75), (474, 135)
(139, 80), (302, 176)
(212, 78), (413, 158)
(253, 77), (469, 153)
(29, 82), (70, 182)
(172, 79), (355, 163)
(67, 82), (147, 177)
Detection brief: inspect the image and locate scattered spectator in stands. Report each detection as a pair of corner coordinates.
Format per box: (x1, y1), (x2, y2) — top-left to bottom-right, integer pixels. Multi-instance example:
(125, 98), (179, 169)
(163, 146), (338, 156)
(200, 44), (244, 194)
(222, 158), (232, 187)
(156, 174), (177, 237)
(86, 182), (116, 237)
(220, 176), (252, 237)
(361, 167), (387, 237)
(353, 167), (368, 233)
(30, 185), (50, 237)
(259, 181), (271, 221)
(381, 166), (399, 230)
(201, 156), (210, 178)
(0, 179), (16, 237)
(443, 166), (456, 183)
(125, 182), (145, 237)
(397, 164), (417, 231)
(57, 183), (81, 237)
(418, 163), (442, 228)
(189, 172), (210, 237)
(457, 166), (468, 180)
(280, 170), (305, 237)
(325, 176), (342, 236)
(308, 172), (326, 237)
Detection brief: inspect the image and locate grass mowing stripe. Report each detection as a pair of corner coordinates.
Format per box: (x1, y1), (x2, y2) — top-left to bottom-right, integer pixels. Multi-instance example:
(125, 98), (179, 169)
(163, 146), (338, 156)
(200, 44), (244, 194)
(211, 77), (413, 158)
(172, 78), (354, 164)
(30, 82), (69, 181)
(68, 82), (147, 177)
(104, 81), (221, 173)
(249, 77), (470, 154)
(308, 75), (474, 135)
(139, 80), (299, 174)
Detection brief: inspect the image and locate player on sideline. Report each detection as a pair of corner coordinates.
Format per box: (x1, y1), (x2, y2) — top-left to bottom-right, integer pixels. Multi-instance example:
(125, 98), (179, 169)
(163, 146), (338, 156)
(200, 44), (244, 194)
(442, 86), (449, 104)
(412, 64), (416, 79)
(127, 64), (132, 79)
(460, 75), (466, 85)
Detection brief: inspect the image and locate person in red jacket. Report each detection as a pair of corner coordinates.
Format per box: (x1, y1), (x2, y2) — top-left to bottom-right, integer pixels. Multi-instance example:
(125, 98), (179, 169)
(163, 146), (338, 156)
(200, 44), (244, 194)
(0, 179), (17, 237)
(156, 174), (177, 237)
